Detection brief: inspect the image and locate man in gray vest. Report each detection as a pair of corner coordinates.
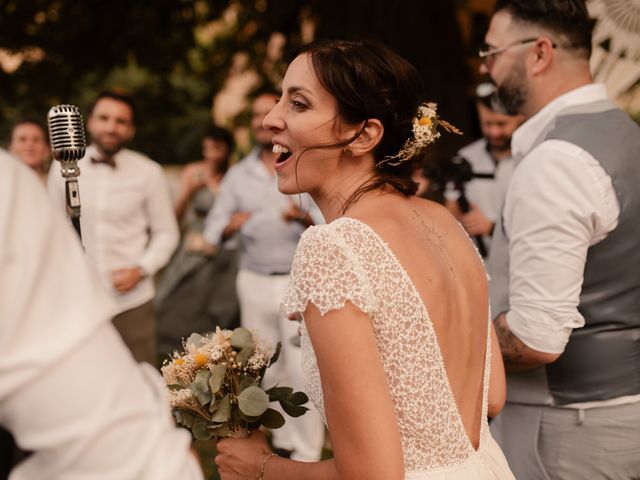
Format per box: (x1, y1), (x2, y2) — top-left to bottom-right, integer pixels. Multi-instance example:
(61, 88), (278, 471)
(482, 1), (640, 478)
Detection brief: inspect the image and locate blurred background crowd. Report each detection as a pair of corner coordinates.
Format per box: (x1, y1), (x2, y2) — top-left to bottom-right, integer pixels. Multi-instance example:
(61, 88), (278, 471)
(1, 1), (639, 479)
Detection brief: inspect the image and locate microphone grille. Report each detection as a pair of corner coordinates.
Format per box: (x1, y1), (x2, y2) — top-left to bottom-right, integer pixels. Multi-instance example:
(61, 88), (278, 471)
(47, 104), (87, 162)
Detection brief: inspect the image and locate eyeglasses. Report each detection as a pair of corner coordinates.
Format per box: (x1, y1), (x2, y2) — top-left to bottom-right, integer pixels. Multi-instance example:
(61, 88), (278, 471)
(478, 38), (556, 66)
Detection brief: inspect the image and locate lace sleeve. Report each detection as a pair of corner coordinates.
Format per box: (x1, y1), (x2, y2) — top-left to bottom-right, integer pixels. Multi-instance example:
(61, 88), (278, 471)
(281, 225), (376, 317)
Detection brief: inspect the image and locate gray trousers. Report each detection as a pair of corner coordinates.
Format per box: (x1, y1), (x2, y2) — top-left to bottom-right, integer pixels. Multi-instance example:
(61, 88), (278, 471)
(112, 300), (156, 366)
(491, 401), (640, 479)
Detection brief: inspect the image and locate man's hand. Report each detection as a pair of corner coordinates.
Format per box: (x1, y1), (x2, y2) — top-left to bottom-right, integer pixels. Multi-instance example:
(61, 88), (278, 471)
(494, 313), (560, 372)
(222, 212), (251, 240)
(111, 267), (144, 293)
(460, 204), (494, 236)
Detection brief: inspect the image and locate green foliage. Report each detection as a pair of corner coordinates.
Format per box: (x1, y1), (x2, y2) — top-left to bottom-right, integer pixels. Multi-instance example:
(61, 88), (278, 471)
(0, 0), (307, 163)
(237, 385), (269, 417)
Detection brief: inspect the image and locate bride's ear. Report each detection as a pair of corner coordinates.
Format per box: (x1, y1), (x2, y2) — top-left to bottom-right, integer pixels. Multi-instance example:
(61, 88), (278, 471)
(346, 119), (384, 157)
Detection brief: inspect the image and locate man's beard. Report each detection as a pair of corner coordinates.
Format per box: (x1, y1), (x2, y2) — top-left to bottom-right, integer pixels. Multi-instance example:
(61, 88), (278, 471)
(489, 137), (511, 152)
(496, 59), (527, 116)
(94, 137), (126, 157)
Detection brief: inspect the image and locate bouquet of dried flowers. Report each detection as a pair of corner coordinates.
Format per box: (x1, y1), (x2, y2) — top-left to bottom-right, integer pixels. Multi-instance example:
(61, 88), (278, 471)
(161, 327), (309, 439)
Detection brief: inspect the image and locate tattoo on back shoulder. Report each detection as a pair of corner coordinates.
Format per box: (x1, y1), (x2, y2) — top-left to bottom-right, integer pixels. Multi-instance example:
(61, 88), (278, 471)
(411, 209), (456, 278)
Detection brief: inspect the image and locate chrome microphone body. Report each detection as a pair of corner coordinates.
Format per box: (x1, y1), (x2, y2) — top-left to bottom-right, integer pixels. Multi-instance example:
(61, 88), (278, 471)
(47, 104), (87, 238)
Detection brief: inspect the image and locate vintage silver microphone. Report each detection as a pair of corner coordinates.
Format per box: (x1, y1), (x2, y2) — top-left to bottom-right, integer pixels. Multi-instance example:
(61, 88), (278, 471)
(47, 104), (86, 239)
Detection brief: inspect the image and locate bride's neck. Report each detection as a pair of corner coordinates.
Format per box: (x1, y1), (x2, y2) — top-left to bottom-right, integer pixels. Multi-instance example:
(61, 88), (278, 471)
(314, 179), (391, 223)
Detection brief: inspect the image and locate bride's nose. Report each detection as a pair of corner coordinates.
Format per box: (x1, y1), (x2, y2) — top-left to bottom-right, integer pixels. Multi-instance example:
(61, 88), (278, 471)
(263, 101), (284, 132)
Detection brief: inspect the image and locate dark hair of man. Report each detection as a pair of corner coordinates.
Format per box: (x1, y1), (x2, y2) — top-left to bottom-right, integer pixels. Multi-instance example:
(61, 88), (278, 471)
(292, 37), (425, 204)
(494, 0), (593, 59)
(203, 125), (235, 174)
(10, 119), (49, 144)
(89, 90), (137, 123)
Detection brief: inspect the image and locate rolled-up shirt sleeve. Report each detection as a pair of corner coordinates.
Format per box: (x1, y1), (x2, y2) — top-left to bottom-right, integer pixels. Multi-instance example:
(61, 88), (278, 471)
(504, 140), (619, 354)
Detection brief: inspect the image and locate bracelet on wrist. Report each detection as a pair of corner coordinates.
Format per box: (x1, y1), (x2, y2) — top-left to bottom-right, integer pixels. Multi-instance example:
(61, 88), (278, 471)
(258, 452), (278, 480)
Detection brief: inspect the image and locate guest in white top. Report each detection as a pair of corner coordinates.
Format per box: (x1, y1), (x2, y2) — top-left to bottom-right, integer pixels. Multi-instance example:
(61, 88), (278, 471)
(48, 90), (179, 365)
(0, 149), (202, 480)
(483, 1), (640, 478)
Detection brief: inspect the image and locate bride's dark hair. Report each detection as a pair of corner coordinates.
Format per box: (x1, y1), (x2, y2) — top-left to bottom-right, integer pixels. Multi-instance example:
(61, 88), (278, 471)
(292, 37), (424, 202)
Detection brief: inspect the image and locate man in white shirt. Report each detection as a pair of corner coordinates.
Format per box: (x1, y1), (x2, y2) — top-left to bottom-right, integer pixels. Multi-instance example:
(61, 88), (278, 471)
(483, 1), (640, 479)
(48, 91), (179, 365)
(1, 149), (202, 479)
(446, 83), (522, 254)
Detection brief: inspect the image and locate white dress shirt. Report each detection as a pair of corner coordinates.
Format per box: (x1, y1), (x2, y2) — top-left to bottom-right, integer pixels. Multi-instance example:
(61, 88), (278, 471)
(0, 151), (202, 480)
(48, 145), (179, 314)
(504, 84), (619, 354)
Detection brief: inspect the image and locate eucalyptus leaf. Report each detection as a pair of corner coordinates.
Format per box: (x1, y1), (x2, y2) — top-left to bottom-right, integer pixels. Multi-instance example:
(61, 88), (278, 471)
(167, 383), (184, 391)
(209, 364), (227, 394)
(189, 369), (212, 406)
(239, 374), (258, 391)
(192, 418), (212, 440)
(279, 399), (309, 418)
(175, 409), (195, 428)
(209, 396), (220, 413)
(211, 394), (231, 423)
(260, 408), (286, 429)
(268, 342), (282, 367)
(266, 386), (293, 402)
(231, 327), (255, 350)
(235, 345), (255, 367)
(290, 391), (309, 405)
(237, 386), (269, 417)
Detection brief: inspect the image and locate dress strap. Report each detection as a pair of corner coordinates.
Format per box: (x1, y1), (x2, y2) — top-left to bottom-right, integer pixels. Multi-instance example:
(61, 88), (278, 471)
(480, 312), (492, 436)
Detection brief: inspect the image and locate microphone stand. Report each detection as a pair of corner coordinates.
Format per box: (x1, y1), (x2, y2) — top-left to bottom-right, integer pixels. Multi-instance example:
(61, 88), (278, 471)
(59, 159), (83, 243)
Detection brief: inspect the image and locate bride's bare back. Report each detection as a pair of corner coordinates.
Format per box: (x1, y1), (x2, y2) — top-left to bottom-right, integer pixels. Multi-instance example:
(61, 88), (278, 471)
(350, 193), (490, 448)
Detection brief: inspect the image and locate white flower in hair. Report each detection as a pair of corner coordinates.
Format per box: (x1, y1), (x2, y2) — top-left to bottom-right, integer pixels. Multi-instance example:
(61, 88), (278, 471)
(380, 102), (462, 167)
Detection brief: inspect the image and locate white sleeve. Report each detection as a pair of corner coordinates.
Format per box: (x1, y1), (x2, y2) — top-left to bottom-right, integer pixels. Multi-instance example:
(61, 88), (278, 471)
(0, 156), (202, 480)
(139, 165), (180, 276)
(281, 225), (376, 317)
(504, 140), (619, 354)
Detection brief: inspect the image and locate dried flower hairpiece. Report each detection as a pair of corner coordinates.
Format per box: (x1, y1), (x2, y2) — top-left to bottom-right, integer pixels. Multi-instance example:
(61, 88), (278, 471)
(379, 102), (462, 167)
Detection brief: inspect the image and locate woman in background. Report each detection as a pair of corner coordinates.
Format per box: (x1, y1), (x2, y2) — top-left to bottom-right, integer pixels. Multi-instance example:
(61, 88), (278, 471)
(155, 126), (240, 357)
(9, 119), (50, 182)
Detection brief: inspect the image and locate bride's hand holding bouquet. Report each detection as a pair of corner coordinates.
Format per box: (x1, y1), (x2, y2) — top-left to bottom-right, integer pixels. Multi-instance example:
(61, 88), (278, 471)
(161, 327), (308, 477)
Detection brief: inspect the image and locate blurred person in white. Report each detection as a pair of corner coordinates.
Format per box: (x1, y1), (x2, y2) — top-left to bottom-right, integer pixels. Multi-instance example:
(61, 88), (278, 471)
(0, 149), (203, 480)
(203, 87), (325, 462)
(48, 90), (179, 365)
(8, 120), (50, 182)
(445, 84), (523, 254)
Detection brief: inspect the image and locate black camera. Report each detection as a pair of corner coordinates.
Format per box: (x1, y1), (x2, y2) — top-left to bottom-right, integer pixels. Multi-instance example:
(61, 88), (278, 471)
(423, 155), (490, 256)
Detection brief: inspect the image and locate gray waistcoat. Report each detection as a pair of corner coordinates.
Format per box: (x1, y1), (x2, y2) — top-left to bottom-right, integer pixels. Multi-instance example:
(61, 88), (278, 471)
(488, 99), (640, 405)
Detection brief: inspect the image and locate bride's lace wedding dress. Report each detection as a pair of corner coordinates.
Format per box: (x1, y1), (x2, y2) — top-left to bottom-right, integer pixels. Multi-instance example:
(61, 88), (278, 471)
(282, 217), (514, 479)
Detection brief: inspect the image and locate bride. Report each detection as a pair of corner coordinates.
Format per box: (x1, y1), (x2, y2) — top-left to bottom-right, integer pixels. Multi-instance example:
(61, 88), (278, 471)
(215, 38), (515, 480)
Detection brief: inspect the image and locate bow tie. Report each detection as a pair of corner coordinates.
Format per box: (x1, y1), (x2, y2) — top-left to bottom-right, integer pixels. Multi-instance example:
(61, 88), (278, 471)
(91, 156), (117, 168)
